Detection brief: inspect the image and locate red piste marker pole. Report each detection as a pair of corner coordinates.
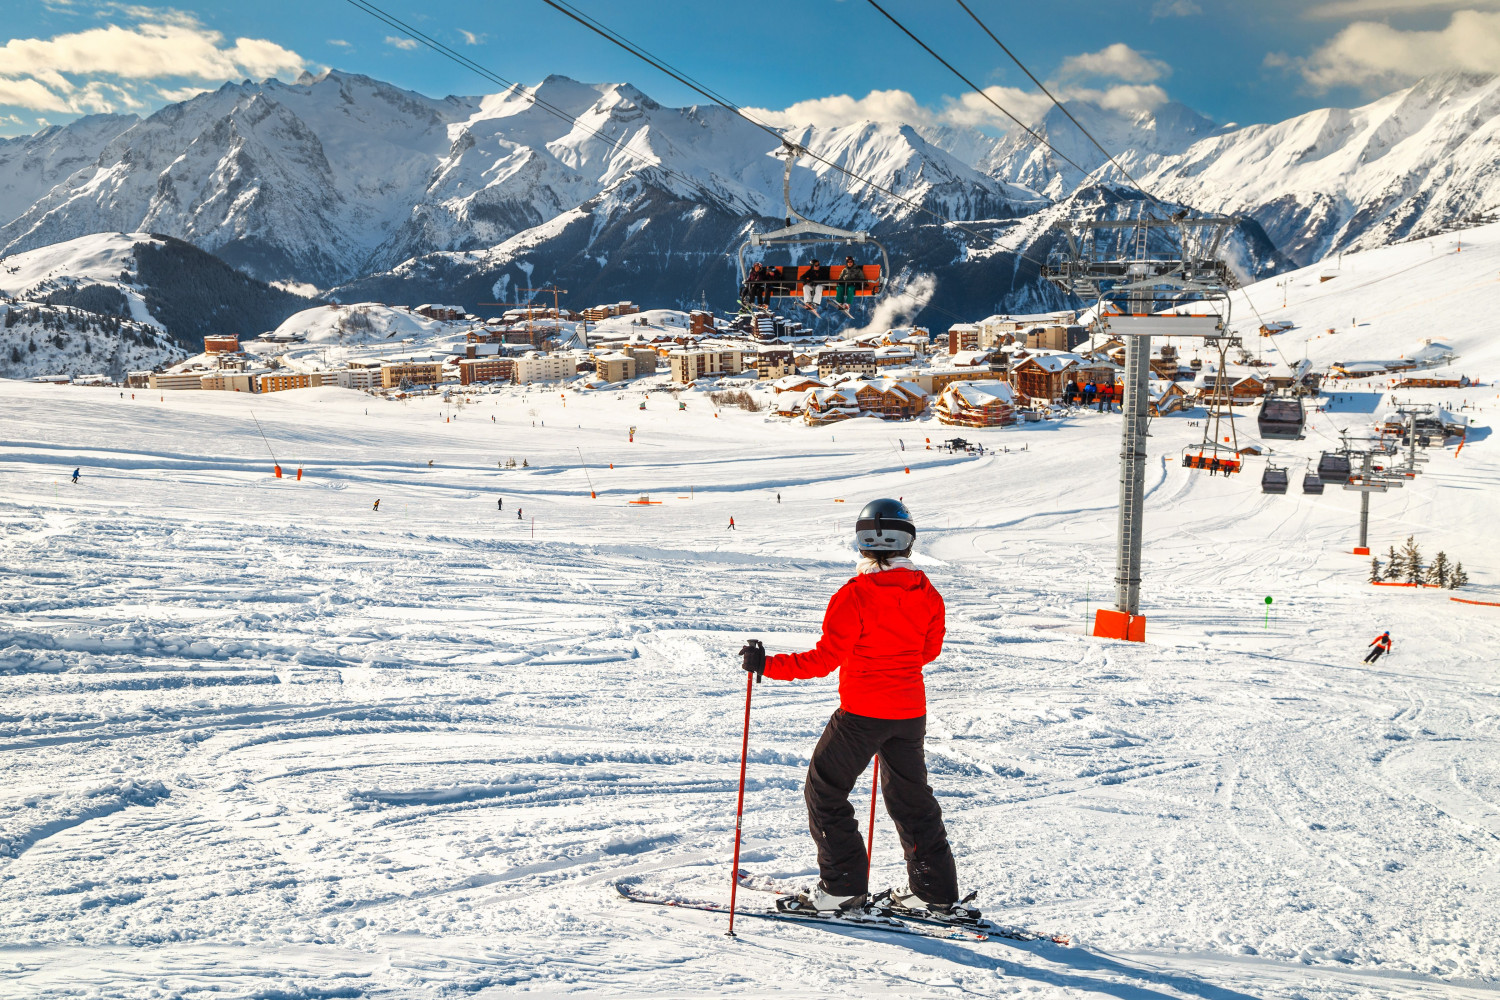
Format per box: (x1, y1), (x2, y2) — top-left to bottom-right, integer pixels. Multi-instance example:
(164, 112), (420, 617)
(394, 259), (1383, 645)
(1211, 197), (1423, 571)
(866, 755), (879, 884)
(727, 667), (758, 937)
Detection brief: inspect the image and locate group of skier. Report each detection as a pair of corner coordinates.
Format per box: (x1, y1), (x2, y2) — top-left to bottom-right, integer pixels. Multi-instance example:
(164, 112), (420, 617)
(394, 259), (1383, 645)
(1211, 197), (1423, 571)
(739, 257), (866, 316)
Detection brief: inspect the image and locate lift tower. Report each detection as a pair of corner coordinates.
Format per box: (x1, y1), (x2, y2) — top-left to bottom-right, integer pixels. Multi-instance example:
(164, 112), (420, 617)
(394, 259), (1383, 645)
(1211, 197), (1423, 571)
(1044, 212), (1238, 641)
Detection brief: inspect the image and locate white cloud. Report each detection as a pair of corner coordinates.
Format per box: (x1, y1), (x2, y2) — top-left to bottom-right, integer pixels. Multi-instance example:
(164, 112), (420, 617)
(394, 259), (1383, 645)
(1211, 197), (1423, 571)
(744, 89), (930, 129)
(745, 79), (1170, 135)
(1059, 43), (1171, 83)
(157, 84), (212, 103)
(1303, 10), (1500, 90)
(328, 39), (352, 49)
(459, 30), (486, 45)
(385, 36), (421, 51)
(1307, 0), (1500, 17)
(1151, 0), (1202, 16)
(0, 16), (303, 114)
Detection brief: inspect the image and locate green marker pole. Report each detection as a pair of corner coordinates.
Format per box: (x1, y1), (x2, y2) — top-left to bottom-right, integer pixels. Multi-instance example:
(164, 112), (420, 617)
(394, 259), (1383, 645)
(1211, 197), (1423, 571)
(1264, 596), (1273, 630)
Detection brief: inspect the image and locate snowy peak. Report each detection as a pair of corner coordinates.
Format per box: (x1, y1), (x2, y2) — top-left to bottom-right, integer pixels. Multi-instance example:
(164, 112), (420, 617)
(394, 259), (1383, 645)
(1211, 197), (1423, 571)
(1138, 72), (1500, 264)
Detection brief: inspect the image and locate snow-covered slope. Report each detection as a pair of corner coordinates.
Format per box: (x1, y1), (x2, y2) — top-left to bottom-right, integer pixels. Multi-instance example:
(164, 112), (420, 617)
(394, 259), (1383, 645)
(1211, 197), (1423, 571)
(1139, 72), (1500, 266)
(0, 301), (182, 379)
(1223, 220), (1500, 375)
(269, 302), (467, 346)
(0, 232), (319, 348)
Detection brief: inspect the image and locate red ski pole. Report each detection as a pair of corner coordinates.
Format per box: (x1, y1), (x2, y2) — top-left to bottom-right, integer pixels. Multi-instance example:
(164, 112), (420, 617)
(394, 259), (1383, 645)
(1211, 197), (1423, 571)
(865, 755), (879, 884)
(727, 665), (759, 937)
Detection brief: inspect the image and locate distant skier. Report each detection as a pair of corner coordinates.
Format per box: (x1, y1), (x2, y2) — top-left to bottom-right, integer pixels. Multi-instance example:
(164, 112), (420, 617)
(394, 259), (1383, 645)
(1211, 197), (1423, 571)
(1364, 631), (1392, 663)
(517, 508), (523, 519)
(728, 516), (736, 530)
(497, 498), (503, 511)
(373, 499), (381, 511)
(739, 499), (969, 921)
(71, 468), (79, 484)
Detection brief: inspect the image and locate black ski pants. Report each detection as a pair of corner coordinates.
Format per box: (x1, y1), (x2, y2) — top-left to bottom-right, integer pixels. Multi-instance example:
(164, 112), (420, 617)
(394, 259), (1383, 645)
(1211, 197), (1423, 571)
(1365, 646), (1386, 663)
(805, 709), (958, 904)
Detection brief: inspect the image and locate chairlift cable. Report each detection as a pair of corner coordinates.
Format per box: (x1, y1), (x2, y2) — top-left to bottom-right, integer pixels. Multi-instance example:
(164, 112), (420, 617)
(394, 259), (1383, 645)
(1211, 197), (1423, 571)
(948, 0), (1162, 204)
(863, 0), (1091, 178)
(536, 0), (1051, 266)
(344, 0), (734, 207)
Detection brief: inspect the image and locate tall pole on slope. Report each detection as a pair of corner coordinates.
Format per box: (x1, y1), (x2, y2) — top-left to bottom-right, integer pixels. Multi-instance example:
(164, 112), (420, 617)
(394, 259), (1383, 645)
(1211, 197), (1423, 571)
(1358, 451), (1372, 552)
(1116, 268), (1152, 618)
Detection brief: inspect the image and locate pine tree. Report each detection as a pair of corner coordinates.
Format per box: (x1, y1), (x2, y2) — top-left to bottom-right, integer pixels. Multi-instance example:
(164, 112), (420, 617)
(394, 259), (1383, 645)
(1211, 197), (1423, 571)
(1401, 535), (1424, 586)
(1451, 563), (1469, 589)
(1385, 544), (1404, 582)
(1428, 551), (1451, 589)
(1369, 557), (1383, 583)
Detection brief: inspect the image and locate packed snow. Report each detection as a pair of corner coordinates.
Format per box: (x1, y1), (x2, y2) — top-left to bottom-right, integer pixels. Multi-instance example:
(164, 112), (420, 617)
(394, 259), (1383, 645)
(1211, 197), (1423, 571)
(2, 319), (1497, 997)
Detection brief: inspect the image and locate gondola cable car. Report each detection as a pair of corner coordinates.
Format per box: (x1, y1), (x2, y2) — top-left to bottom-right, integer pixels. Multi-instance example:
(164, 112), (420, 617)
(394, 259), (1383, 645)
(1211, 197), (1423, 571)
(1315, 450), (1352, 484)
(1257, 389), (1305, 440)
(1261, 463), (1289, 494)
(736, 142), (891, 314)
(1301, 460), (1325, 495)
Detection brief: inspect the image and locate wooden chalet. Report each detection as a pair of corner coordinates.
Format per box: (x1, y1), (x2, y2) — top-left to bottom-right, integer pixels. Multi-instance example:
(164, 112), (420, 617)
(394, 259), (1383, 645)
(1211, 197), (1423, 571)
(935, 381), (1017, 427)
(1009, 353), (1079, 404)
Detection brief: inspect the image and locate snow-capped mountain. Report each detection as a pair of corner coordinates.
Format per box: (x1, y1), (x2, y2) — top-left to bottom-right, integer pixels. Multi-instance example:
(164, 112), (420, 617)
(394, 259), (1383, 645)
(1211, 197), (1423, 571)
(0, 71), (1041, 296)
(1137, 72), (1500, 266)
(966, 99), (1227, 199)
(2, 69), (1498, 326)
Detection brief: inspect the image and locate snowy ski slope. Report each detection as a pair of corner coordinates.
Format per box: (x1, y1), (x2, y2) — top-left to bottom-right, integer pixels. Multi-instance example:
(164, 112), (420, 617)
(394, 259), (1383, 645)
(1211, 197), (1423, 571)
(1, 369), (1496, 999)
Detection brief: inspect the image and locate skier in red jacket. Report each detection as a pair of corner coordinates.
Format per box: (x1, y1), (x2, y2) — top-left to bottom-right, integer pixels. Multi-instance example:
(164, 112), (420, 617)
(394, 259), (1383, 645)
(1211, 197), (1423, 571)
(1364, 631), (1392, 663)
(740, 498), (967, 920)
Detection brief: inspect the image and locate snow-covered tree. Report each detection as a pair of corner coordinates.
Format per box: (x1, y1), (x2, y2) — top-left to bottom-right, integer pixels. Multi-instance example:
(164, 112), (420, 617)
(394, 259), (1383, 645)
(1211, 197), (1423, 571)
(1427, 551), (1451, 589)
(1369, 557), (1383, 583)
(1400, 536), (1424, 586)
(1451, 563), (1469, 589)
(1385, 544), (1404, 582)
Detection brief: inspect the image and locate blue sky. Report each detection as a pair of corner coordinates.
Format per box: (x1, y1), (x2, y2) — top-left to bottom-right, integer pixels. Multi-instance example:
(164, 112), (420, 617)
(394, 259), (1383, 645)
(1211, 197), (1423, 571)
(3, 0), (1499, 138)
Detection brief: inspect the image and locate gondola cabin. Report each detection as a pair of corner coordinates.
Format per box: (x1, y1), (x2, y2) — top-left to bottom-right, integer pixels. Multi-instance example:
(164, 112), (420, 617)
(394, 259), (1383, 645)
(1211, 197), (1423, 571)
(1257, 395), (1305, 439)
(1316, 451), (1352, 484)
(751, 264), (882, 299)
(1261, 465), (1289, 494)
(1302, 472), (1325, 495)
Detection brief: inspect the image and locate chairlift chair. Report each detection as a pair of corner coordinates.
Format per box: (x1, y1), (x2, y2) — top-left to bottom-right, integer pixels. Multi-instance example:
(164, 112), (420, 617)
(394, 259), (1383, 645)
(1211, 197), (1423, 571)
(1315, 451), (1352, 484)
(1257, 392), (1305, 440)
(736, 143), (890, 308)
(1261, 464), (1289, 494)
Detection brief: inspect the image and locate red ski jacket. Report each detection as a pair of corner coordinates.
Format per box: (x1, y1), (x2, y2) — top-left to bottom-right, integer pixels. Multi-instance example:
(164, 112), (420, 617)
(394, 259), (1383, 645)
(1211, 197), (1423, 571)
(764, 567), (945, 719)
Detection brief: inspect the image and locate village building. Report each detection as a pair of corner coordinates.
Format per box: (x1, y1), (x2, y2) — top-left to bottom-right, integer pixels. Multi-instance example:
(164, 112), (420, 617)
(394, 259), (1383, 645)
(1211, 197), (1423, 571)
(750, 347), (796, 380)
(948, 324), (981, 353)
(905, 367), (1006, 395)
(203, 335), (240, 354)
(259, 372), (316, 393)
(873, 344), (917, 368)
(381, 360), (445, 388)
(771, 373), (825, 395)
(514, 354), (579, 383)
(814, 348), (877, 380)
(331, 367), (382, 391)
(1009, 353), (1081, 404)
(803, 386), (861, 424)
(934, 380), (1017, 427)
(668, 347), (747, 384)
(415, 304), (465, 321)
(457, 357), (518, 385)
(200, 372), (257, 392)
(148, 371), (208, 391)
(1147, 379), (1189, 416)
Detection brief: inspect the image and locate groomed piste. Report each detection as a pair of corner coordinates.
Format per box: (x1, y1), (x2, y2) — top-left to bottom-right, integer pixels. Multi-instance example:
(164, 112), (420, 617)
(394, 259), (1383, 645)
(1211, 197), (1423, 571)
(1, 299), (1497, 996)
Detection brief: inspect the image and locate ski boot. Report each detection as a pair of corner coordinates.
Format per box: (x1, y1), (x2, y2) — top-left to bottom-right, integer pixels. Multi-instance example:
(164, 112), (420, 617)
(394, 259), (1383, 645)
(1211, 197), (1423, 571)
(875, 887), (983, 926)
(776, 882), (870, 916)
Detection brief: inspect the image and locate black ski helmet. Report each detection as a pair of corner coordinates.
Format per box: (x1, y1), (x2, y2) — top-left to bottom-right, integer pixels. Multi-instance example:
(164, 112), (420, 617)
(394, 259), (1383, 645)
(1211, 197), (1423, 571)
(854, 498), (915, 552)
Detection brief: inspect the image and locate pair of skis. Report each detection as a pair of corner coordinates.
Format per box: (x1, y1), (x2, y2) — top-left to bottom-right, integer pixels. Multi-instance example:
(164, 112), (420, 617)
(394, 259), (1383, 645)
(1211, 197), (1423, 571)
(618, 875), (1070, 946)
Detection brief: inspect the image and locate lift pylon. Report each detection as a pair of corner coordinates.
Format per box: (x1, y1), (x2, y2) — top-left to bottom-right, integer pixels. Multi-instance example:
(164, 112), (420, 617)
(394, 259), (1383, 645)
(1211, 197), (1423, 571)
(1044, 210), (1238, 642)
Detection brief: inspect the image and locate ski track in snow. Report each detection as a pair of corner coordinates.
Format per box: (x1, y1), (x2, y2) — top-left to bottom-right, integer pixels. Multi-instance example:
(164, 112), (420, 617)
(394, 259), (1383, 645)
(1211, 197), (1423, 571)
(0, 377), (1497, 999)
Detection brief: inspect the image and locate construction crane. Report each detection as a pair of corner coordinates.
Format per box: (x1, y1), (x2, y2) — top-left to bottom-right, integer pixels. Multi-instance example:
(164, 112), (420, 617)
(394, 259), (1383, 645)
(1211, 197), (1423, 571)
(477, 287), (574, 349)
(1044, 209), (1238, 643)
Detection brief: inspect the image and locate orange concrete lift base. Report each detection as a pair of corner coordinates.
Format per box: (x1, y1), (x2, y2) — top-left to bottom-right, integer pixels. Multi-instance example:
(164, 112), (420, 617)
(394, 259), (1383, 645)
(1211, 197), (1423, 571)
(1094, 609), (1146, 642)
